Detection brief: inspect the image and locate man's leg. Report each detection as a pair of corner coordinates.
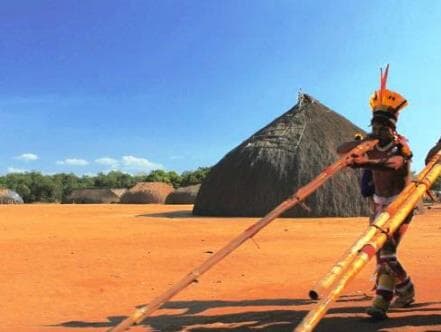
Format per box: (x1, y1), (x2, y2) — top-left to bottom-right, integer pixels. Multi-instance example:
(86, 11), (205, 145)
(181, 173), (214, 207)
(367, 213), (414, 318)
(390, 213), (415, 307)
(366, 243), (396, 319)
(366, 212), (415, 319)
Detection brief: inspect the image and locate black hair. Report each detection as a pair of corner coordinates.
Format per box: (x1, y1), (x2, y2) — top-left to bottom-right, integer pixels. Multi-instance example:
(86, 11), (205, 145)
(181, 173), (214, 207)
(371, 111), (396, 129)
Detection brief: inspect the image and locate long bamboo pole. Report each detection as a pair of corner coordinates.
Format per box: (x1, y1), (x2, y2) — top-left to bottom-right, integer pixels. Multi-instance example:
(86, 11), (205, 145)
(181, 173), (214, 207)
(108, 140), (378, 332)
(308, 152), (440, 300)
(295, 150), (441, 332)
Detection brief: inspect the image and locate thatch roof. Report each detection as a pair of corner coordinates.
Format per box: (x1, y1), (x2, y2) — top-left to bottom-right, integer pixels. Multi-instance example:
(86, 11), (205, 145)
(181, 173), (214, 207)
(166, 184), (201, 204)
(120, 182), (174, 204)
(193, 94), (370, 217)
(0, 189), (24, 204)
(110, 189), (128, 198)
(64, 188), (127, 204)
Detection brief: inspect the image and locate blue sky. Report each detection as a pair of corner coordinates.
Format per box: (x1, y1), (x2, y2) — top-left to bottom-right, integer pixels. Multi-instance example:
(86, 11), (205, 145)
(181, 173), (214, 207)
(1, 1), (440, 175)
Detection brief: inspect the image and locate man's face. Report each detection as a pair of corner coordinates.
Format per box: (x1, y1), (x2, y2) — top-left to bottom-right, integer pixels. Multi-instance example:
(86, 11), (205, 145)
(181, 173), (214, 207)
(372, 120), (394, 142)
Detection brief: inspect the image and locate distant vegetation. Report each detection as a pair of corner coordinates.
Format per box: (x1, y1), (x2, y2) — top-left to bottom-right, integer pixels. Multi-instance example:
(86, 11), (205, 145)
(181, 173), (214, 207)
(0, 168), (211, 203)
(1, 167), (439, 204)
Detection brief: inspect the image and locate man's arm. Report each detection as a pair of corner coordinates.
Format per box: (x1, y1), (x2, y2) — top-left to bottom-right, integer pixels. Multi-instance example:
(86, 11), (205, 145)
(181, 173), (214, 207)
(349, 154), (407, 171)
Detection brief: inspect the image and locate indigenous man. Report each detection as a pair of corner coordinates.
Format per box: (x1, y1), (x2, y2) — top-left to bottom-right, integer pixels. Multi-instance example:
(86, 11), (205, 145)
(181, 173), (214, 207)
(425, 137), (441, 165)
(426, 137), (441, 201)
(337, 65), (414, 320)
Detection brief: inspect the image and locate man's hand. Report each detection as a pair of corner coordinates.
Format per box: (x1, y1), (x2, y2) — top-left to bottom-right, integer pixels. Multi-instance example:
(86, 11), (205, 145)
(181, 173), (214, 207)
(348, 154), (405, 170)
(348, 153), (369, 168)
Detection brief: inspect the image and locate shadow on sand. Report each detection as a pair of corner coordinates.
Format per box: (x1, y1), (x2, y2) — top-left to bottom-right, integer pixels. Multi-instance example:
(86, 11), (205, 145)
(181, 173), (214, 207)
(54, 298), (441, 331)
(136, 210), (240, 220)
(137, 210), (196, 219)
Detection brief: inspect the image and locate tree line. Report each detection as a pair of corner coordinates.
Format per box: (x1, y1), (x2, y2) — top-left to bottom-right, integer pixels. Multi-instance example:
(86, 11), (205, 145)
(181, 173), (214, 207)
(0, 168), (210, 203)
(1, 166), (439, 204)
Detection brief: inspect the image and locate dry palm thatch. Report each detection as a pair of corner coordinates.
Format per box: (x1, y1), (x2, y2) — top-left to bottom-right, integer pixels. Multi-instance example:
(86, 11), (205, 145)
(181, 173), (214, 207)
(64, 188), (126, 204)
(0, 189), (24, 204)
(120, 182), (174, 204)
(110, 188), (127, 198)
(193, 93), (371, 217)
(165, 184), (201, 204)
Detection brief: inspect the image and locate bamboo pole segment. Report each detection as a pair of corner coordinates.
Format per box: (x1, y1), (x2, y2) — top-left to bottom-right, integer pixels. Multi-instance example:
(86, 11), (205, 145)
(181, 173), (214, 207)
(108, 140), (378, 332)
(308, 212), (389, 300)
(308, 153), (439, 300)
(295, 151), (441, 332)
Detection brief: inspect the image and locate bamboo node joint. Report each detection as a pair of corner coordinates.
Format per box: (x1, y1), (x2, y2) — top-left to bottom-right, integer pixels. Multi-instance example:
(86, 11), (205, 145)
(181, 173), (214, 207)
(371, 224), (390, 237)
(412, 178), (432, 188)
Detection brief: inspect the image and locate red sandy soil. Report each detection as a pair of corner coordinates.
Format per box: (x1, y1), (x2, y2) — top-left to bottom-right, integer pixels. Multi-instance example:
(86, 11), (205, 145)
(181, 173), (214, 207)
(1, 204), (441, 332)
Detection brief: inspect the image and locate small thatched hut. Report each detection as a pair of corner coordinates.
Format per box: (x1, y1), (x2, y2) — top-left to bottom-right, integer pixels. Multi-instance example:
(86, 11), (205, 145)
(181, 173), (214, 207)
(166, 184), (201, 204)
(64, 188), (127, 204)
(0, 189), (24, 204)
(120, 182), (174, 204)
(193, 93), (370, 217)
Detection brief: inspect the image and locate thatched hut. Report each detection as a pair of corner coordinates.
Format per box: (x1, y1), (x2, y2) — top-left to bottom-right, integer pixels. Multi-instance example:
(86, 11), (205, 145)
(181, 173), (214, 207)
(120, 182), (174, 204)
(193, 94), (370, 217)
(0, 189), (24, 204)
(166, 184), (201, 204)
(64, 188), (126, 204)
(110, 189), (127, 198)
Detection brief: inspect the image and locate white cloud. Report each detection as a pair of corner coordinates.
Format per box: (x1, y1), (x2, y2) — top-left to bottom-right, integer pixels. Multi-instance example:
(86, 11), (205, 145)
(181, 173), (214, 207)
(95, 157), (119, 166)
(121, 155), (163, 171)
(56, 158), (89, 166)
(15, 153), (39, 161)
(7, 167), (26, 173)
(83, 172), (97, 177)
(93, 155), (163, 174)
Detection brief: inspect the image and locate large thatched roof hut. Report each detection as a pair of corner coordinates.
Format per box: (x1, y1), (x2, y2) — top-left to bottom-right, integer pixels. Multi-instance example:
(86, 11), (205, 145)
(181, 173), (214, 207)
(64, 188), (127, 204)
(193, 94), (370, 217)
(166, 184), (200, 204)
(0, 189), (24, 204)
(120, 182), (174, 204)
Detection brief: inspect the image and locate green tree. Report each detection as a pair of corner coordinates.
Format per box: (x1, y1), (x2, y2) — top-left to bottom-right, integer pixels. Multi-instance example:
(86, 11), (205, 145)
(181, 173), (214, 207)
(94, 171), (136, 189)
(144, 169), (183, 188)
(180, 167), (211, 187)
(53, 173), (83, 202)
(0, 166), (212, 202)
(28, 172), (57, 202)
(4, 173), (33, 202)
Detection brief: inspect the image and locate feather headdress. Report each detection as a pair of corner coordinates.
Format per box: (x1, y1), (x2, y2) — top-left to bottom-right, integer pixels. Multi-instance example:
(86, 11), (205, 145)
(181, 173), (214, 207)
(369, 64), (407, 128)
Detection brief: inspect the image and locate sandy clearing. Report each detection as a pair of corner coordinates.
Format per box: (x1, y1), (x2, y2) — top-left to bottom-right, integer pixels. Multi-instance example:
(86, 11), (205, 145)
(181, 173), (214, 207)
(0, 204), (440, 331)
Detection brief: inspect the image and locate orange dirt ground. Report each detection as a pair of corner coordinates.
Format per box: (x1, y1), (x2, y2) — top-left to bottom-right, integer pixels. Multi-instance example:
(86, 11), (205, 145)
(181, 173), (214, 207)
(1, 204), (441, 332)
